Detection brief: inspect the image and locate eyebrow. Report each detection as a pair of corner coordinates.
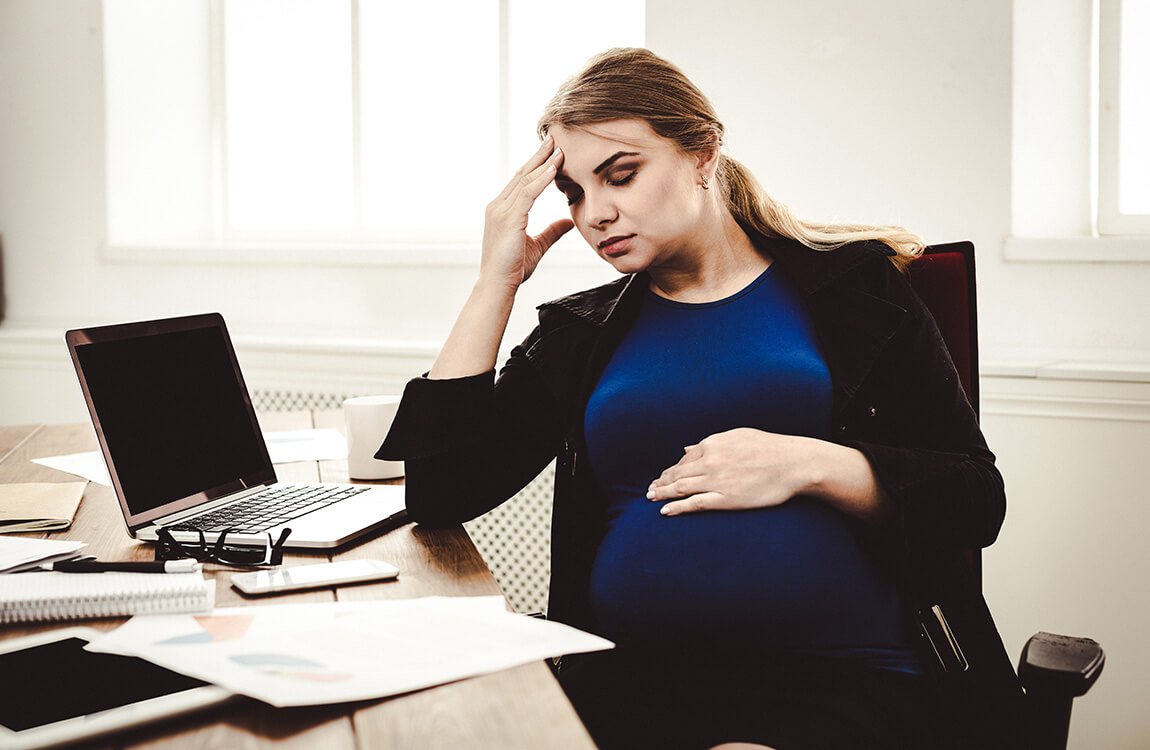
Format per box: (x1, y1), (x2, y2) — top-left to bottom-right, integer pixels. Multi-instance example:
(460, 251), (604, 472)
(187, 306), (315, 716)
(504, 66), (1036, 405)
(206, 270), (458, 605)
(593, 151), (640, 175)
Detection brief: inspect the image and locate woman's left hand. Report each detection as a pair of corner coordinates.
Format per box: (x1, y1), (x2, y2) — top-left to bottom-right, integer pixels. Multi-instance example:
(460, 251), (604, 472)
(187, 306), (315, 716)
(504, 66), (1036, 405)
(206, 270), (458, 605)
(647, 427), (891, 521)
(646, 428), (818, 516)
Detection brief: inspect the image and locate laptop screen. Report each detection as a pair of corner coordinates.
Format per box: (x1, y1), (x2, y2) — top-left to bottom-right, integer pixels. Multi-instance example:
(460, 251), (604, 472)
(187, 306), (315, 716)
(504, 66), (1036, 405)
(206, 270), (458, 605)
(69, 315), (273, 519)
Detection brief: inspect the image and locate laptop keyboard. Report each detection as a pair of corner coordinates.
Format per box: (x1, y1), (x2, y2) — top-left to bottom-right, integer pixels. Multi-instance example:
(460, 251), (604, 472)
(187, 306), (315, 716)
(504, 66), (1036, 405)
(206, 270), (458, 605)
(169, 484), (371, 534)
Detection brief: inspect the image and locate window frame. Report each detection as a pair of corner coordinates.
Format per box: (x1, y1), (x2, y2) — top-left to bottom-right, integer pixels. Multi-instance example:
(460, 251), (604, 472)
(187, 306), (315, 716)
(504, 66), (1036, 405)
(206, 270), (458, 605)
(103, 0), (642, 268)
(208, 0), (497, 248)
(1098, 0), (1150, 235)
(1006, 0), (1150, 262)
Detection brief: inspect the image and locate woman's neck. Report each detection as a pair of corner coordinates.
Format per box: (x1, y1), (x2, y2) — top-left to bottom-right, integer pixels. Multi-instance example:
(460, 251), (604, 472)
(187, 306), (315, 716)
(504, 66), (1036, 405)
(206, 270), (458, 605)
(647, 209), (770, 303)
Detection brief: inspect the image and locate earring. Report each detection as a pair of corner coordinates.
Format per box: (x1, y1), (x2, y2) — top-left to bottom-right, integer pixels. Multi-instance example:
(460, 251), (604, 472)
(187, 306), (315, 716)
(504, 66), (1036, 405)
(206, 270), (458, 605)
(700, 175), (710, 190)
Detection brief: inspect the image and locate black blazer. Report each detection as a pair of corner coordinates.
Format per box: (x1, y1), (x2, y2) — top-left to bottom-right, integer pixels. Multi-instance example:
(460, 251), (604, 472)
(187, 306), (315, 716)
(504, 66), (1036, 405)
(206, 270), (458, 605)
(380, 233), (1023, 745)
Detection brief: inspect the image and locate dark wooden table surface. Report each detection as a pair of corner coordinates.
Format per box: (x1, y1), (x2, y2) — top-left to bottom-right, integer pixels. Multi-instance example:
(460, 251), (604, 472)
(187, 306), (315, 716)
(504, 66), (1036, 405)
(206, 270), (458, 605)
(0, 412), (595, 749)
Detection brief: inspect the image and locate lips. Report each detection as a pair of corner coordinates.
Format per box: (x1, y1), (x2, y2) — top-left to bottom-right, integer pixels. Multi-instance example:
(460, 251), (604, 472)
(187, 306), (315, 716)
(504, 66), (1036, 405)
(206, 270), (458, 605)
(598, 234), (635, 257)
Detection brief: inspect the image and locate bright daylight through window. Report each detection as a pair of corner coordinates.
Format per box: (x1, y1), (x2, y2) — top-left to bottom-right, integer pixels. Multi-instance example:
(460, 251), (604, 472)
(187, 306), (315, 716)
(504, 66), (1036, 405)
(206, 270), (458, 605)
(1100, 0), (1150, 234)
(103, 0), (644, 253)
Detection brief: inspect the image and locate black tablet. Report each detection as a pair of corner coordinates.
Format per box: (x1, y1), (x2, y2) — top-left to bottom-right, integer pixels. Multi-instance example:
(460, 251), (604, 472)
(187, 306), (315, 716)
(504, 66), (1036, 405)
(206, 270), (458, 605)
(0, 628), (233, 749)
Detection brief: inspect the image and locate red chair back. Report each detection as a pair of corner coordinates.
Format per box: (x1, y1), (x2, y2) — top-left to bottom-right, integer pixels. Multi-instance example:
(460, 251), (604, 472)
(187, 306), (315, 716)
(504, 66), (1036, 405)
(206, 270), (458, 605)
(908, 242), (979, 415)
(908, 241), (981, 578)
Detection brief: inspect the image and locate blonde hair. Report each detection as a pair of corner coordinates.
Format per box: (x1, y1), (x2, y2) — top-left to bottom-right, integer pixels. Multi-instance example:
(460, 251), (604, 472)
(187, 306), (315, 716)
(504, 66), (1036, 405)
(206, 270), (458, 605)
(538, 48), (924, 271)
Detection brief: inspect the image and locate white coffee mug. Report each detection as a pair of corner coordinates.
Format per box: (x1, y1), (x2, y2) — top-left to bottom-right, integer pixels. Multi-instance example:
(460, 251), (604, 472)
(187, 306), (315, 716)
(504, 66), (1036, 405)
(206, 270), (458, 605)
(343, 395), (405, 480)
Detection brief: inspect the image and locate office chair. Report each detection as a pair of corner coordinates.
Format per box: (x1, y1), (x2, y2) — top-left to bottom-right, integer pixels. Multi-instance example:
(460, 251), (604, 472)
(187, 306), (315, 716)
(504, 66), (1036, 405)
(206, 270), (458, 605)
(909, 242), (1105, 749)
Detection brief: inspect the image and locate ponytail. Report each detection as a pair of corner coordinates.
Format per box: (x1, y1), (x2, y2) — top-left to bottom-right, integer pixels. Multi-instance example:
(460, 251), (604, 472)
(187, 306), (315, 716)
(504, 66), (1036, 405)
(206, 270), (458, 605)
(720, 155), (924, 272)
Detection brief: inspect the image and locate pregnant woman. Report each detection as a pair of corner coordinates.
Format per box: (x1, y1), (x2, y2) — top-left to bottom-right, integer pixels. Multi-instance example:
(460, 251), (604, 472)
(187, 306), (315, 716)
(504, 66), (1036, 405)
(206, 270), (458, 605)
(379, 47), (1022, 750)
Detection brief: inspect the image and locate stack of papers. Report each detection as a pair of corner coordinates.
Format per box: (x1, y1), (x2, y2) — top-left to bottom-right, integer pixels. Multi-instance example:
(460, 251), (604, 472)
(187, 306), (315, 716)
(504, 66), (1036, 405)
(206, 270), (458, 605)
(87, 596), (613, 707)
(0, 536), (87, 573)
(0, 482), (87, 532)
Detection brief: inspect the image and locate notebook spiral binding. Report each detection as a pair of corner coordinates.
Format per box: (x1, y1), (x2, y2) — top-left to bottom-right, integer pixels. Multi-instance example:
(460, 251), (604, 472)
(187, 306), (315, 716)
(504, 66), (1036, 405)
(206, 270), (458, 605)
(0, 573), (215, 624)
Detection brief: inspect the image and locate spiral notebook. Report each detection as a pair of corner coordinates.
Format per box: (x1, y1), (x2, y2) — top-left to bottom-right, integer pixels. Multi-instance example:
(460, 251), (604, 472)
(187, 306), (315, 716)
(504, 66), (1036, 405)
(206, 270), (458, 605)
(0, 571), (215, 624)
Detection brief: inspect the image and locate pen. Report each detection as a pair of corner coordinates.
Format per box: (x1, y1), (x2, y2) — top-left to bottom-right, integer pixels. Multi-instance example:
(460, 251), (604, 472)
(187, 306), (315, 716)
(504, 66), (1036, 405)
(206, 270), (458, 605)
(42, 559), (202, 574)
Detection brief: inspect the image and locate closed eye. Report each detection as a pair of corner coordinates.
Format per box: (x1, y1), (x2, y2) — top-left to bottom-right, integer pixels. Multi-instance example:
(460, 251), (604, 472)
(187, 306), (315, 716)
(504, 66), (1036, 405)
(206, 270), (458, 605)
(555, 167), (636, 206)
(607, 170), (636, 187)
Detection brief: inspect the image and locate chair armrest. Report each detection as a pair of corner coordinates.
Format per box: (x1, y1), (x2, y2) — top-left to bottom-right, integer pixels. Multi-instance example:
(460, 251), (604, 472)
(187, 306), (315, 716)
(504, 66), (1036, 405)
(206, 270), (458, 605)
(1018, 631), (1105, 698)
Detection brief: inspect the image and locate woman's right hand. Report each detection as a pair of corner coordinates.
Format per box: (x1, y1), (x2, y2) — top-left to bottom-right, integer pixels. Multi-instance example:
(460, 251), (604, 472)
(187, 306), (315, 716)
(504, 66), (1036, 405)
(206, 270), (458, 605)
(480, 135), (575, 290)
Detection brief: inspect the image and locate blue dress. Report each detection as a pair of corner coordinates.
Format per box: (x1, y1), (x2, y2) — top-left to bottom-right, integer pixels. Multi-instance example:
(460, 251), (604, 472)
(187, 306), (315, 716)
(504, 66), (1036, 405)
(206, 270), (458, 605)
(584, 265), (918, 672)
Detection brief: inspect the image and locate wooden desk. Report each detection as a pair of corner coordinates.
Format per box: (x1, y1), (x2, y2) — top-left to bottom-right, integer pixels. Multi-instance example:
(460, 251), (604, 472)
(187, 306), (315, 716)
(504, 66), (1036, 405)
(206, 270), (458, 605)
(0, 414), (595, 749)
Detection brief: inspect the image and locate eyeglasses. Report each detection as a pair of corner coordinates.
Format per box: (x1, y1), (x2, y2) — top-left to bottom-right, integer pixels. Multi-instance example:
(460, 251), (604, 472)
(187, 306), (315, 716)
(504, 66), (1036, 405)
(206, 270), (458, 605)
(155, 527), (291, 567)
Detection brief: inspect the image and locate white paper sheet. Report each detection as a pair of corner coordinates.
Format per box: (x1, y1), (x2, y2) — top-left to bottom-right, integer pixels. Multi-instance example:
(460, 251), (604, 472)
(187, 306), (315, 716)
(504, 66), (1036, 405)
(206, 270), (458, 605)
(32, 451), (111, 486)
(86, 597), (613, 707)
(263, 428), (348, 464)
(0, 535), (87, 573)
(31, 429), (351, 486)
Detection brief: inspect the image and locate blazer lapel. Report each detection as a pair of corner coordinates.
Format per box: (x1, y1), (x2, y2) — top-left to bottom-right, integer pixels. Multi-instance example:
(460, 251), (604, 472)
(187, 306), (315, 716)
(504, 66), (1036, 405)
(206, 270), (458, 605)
(809, 288), (907, 404)
(764, 235), (908, 405)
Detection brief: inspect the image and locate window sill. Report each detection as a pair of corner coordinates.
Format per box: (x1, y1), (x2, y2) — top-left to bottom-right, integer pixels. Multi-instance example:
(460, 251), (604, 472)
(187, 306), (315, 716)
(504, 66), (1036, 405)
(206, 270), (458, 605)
(982, 349), (1150, 383)
(103, 241), (482, 268)
(1003, 235), (1150, 263)
(100, 236), (601, 268)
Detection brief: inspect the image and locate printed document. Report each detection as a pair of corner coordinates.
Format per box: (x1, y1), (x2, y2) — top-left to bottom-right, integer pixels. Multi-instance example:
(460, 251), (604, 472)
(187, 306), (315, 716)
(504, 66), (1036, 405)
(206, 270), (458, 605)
(86, 596), (613, 707)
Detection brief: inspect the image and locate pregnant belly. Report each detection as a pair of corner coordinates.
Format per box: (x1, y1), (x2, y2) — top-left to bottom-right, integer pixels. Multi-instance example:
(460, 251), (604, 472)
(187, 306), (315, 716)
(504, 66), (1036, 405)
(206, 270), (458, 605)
(588, 495), (906, 649)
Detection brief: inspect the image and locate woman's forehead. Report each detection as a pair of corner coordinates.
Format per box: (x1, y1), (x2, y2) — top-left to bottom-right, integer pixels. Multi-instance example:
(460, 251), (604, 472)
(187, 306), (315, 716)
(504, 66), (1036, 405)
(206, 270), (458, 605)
(550, 120), (670, 154)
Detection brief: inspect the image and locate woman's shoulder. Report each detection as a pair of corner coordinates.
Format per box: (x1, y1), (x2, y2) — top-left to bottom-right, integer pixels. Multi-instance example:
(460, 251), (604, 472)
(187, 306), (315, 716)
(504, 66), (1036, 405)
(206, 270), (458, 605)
(763, 235), (900, 297)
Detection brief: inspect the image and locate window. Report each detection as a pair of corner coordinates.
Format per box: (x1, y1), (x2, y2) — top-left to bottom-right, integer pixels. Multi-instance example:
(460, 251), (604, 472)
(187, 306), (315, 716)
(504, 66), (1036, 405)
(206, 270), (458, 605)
(1099, 0), (1150, 234)
(103, 0), (644, 255)
(1008, 0), (1150, 260)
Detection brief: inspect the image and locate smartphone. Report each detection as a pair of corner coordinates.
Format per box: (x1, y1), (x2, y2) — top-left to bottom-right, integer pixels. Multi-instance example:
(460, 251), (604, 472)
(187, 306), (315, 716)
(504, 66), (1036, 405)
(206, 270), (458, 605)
(230, 558), (399, 596)
(0, 628), (233, 750)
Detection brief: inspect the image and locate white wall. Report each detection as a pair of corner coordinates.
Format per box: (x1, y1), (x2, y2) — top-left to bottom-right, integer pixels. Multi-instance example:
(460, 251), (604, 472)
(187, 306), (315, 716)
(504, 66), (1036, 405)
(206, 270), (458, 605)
(2, 1), (1148, 746)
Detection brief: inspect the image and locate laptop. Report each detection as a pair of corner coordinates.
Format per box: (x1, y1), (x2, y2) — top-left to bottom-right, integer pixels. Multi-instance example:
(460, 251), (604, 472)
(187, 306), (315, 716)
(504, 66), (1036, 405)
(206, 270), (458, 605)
(65, 312), (407, 550)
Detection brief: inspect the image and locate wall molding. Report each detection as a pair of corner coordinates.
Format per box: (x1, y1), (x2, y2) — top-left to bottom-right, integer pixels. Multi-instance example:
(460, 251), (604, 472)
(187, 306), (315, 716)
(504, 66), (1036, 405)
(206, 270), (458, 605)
(5, 327), (1150, 423)
(0, 328), (440, 418)
(1004, 236), (1150, 264)
(233, 337), (437, 396)
(983, 391), (1150, 423)
(983, 374), (1150, 423)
